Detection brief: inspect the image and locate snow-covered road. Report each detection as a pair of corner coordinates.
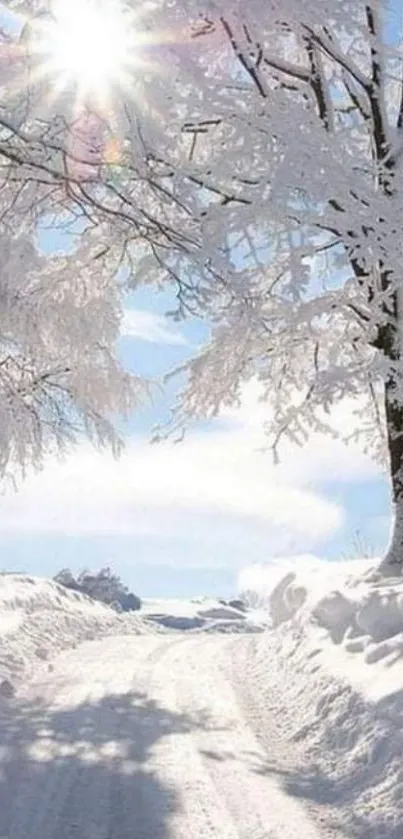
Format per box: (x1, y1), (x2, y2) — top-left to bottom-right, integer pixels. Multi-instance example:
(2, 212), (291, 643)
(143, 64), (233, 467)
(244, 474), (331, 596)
(0, 634), (337, 839)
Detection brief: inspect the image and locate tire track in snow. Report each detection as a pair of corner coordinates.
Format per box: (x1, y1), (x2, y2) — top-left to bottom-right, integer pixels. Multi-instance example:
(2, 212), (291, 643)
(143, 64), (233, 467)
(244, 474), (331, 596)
(0, 634), (339, 839)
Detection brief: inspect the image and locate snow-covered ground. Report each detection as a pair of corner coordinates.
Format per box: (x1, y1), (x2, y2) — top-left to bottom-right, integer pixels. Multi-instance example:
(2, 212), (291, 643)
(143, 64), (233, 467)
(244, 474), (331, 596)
(240, 557), (403, 838)
(0, 573), (152, 692)
(0, 632), (329, 839)
(140, 596), (264, 632)
(0, 577), (263, 693)
(1, 565), (403, 837)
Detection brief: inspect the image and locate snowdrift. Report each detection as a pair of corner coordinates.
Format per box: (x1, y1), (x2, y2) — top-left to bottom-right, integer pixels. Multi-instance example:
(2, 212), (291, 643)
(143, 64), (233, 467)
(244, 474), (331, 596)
(0, 573), (151, 693)
(265, 558), (403, 690)
(240, 558), (403, 838)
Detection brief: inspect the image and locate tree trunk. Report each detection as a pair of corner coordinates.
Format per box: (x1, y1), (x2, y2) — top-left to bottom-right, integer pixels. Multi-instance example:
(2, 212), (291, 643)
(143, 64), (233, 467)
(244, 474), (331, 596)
(380, 375), (403, 571)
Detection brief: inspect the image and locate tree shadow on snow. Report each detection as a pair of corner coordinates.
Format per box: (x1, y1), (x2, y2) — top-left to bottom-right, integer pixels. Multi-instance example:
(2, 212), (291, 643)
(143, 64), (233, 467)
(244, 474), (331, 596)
(0, 686), (207, 839)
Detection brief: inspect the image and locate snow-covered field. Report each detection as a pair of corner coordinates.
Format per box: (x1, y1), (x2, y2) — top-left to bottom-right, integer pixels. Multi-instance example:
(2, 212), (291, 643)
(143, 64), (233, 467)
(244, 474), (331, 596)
(1, 565), (403, 838)
(140, 596), (265, 632)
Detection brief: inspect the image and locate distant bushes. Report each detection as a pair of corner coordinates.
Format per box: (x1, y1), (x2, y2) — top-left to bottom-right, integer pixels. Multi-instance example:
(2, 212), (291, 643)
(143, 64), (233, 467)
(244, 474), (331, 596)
(54, 566), (141, 612)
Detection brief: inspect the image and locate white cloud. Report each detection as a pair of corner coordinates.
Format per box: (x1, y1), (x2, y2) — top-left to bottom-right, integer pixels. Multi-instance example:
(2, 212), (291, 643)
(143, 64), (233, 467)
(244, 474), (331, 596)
(0, 384), (385, 569)
(121, 308), (188, 345)
(0, 435), (342, 542)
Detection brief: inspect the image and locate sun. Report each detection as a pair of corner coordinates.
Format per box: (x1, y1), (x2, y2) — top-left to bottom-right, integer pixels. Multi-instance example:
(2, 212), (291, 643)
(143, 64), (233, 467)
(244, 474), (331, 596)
(30, 0), (144, 107)
(51, 0), (130, 89)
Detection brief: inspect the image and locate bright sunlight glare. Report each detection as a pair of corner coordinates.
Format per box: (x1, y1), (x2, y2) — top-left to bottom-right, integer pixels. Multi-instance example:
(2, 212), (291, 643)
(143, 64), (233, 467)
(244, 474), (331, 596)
(52, 1), (128, 86)
(36, 0), (138, 104)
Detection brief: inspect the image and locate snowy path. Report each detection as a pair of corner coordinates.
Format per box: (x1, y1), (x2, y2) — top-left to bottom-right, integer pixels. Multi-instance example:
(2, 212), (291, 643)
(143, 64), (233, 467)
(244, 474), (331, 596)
(0, 635), (336, 839)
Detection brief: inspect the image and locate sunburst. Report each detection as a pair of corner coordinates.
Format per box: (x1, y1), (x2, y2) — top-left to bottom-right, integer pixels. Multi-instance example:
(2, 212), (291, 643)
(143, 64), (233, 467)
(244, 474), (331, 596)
(26, 0), (158, 112)
(8, 0), (184, 178)
(0, 0), (192, 190)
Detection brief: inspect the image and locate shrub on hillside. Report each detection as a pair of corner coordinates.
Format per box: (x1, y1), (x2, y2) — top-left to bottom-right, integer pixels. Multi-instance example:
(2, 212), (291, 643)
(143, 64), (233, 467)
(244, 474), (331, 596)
(54, 566), (141, 612)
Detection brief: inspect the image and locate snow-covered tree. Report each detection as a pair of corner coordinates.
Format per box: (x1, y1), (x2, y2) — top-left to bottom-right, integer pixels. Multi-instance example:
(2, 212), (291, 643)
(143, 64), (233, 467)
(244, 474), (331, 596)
(0, 228), (141, 480)
(128, 0), (403, 573)
(0, 7), (147, 479)
(3, 2), (403, 568)
(0, 2), (198, 482)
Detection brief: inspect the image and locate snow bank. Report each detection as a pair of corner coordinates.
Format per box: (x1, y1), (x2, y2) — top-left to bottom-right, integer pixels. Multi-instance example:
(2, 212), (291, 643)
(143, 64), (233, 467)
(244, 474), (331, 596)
(239, 558), (403, 837)
(0, 573), (152, 692)
(240, 556), (403, 700)
(246, 558), (403, 688)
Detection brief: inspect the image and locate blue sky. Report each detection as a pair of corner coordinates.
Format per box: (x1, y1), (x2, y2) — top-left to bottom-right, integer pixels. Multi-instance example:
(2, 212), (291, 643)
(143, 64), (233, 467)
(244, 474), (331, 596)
(0, 1), (393, 598)
(0, 284), (391, 596)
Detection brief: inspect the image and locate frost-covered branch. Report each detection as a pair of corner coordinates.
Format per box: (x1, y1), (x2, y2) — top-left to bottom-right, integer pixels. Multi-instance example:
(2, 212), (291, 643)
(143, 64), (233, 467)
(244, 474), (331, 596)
(2, 0), (403, 551)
